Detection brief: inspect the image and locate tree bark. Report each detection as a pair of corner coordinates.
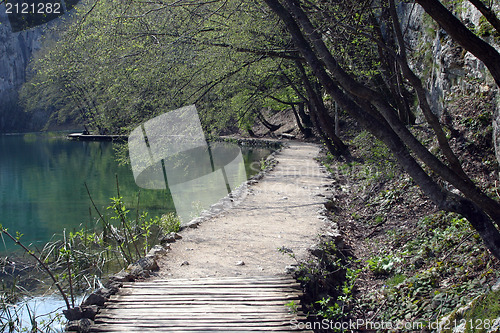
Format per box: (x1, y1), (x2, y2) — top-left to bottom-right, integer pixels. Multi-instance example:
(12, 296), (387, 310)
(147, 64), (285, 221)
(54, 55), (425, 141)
(468, 0), (500, 34)
(257, 111), (281, 132)
(291, 104), (312, 138)
(262, 0), (500, 260)
(280, 0), (500, 225)
(295, 60), (348, 154)
(388, 0), (469, 180)
(415, 0), (500, 87)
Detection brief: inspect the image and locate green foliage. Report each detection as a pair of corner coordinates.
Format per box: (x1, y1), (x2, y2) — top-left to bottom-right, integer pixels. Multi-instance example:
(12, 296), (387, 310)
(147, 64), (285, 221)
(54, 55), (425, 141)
(158, 213), (181, 234)
(460, 111), (492, 131)
(357, 212), (499, 328)
(102, 195), (180, 263)
(288, 239), (360, 328)
(0, 295), (65, 333)
(20, 0), (297, 135)
(462, 288), (500, 332)
(285, 300), (298, 314)
(315, 264), (360, 330)
(316, 297), (342, 320)
(0, 191), (181, 331)
(477, 16), (499, 38)
(366, 253), (401, 275)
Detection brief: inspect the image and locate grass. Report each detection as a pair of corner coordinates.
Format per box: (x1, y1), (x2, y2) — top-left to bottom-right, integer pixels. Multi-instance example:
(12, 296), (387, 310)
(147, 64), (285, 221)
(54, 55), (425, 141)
(463, 288), (500, 332)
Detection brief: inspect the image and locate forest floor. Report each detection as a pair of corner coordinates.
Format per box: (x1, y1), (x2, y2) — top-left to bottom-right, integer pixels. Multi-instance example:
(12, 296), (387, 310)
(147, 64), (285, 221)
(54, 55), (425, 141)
(228, 107), (500, 332)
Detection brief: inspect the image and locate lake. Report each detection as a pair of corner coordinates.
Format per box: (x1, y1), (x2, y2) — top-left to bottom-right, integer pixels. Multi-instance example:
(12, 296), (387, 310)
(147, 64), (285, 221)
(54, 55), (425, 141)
(0, 133), (272, 252)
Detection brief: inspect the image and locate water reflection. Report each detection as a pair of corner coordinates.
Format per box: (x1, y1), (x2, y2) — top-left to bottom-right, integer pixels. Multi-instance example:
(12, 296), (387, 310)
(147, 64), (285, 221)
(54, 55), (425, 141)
(0, 130), (271, 251)
(129, 105), (248, 223)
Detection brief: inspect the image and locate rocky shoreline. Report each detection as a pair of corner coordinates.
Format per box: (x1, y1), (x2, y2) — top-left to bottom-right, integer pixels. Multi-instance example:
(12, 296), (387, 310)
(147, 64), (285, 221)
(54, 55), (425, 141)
(65, 138), (286, 332)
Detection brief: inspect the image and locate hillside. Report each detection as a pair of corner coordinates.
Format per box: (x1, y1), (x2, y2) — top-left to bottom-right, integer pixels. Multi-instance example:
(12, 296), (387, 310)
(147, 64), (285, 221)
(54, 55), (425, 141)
(251, 101), (500, 331)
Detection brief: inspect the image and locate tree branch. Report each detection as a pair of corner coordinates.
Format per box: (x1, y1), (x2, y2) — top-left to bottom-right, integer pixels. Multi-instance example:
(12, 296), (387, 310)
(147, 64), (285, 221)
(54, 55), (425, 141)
(415, 0), (500, 87)
(468, 0), (500, 34)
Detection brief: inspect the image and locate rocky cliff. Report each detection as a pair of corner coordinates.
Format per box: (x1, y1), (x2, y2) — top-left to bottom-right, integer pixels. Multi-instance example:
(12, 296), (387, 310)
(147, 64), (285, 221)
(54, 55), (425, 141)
(400, 2), (500, 165)
(0, 5), (47, 132)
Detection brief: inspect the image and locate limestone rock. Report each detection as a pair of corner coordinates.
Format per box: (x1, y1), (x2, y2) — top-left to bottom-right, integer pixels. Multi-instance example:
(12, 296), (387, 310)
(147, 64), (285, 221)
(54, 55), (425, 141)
(0, 8), (48, 131)
(63, 307), (83, 321)
(81, 305), (99, 320)
(109, 270), (134, 283)
(160, 232), (182, 244)
(308, 244), (324, 258)
(147, 244), (168, 259)
(65, 318), (93, 333)
(82, 292), (106, 307)
(127, 256), (159, 276)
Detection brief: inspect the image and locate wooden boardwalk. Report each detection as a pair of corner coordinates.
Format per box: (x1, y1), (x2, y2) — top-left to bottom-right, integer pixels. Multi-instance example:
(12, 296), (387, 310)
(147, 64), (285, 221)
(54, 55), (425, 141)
(91, 276), (313, 332)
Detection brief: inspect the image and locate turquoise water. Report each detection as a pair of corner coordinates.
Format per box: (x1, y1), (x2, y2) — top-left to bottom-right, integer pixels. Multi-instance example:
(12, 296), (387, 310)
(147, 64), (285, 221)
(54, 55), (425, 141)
(0, 133), (270, 252)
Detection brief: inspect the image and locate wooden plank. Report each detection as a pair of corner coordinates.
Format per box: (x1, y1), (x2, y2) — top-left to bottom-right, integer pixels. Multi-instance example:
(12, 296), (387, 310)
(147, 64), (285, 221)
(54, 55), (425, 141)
(125, 279), (300, 285)
(95, 318), (304, 325)
(93, 323), (304, 330)
(94, 319), (306, 327)
(97, 310), (301, 318)
(95, 315), (306, 323)
(91, 276), (312, 332)
(112, 293), (302, 300)
(106, 298), (300, 305)
(103, 301), (301, 307)
(117, 289), (302, 295)
(122, 277), (300, 283)
(98, 311), (296, 317)
(120, 283), (302, 289)
(91, 325), (314, 333)
(148, 276), (296, 282)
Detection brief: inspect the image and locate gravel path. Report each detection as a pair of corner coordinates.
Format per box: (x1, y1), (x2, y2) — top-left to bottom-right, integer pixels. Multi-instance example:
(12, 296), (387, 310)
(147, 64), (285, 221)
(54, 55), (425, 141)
(155, 141), (331, 279)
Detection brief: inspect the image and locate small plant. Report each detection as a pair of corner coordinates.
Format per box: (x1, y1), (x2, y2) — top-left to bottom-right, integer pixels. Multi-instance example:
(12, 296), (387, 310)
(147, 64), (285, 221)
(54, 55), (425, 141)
(285, 300), (298, 314)
(0, 176), (182, 332)
(373, 215), (384, 225)
(317, 297), (342, 320)
(260, 158), (267, 171)
(366, 254), (400, 275)
(0, 225), (71, 311)
(160, 212), (181, 233)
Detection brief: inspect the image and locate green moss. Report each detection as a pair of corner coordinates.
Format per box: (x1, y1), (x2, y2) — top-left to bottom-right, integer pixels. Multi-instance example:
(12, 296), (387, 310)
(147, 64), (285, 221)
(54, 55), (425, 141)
(463, 288), (500, 332)
(478, 16), (495, 38)
(422, 13), (438, 37)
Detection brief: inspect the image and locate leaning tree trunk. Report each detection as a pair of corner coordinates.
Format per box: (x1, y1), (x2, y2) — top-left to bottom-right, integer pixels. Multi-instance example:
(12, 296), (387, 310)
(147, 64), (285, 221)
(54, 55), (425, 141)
(263, 0), (500, 260)
(279, 0), (500, 227)
(257, 111), (281, 132)
(415, 0), (500, 87)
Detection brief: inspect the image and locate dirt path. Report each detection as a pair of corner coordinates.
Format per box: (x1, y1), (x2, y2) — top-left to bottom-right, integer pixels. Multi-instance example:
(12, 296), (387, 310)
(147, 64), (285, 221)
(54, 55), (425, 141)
(155, 141), (331, 279)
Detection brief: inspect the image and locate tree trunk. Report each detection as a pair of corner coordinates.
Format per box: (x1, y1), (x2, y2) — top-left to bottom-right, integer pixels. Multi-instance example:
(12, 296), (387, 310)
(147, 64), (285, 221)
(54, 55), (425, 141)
(257, 111), (281, 132)
(468, 0), (500, 35)
(388, 0), (469, 180)
(297, 102), (312, 129)
(291, 104), (312, 138)
(280, 0), (500, 226)
(415, 0), (500, 87)
(295, 61), (348, 154)
(262, 0), (500, 260)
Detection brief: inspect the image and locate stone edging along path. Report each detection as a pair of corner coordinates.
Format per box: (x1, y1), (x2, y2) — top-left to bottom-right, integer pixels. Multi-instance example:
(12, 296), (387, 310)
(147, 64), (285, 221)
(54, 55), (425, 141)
(156, 141), (334, 278)
(69, 141), (336, 331)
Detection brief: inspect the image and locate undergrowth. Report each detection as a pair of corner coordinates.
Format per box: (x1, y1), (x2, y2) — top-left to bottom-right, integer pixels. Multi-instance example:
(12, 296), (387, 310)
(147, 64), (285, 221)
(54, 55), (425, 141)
(304, 126), (500, 332)
(0, 191), (181, 332)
